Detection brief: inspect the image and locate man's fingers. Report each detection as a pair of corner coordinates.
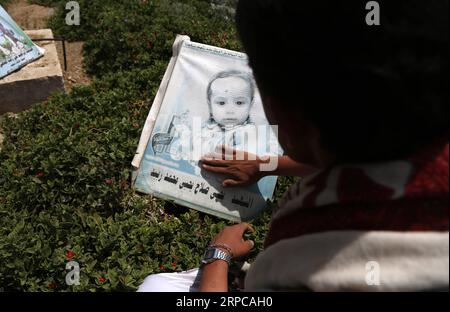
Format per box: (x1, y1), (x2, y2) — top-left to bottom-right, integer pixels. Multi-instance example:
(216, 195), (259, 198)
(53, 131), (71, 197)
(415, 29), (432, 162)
(245, 240), (255, 250)
(201, 157), (230, 167)
(202, 164), (229, 174)
(238, 222), (255, 235)
(222, 179), (242, 188)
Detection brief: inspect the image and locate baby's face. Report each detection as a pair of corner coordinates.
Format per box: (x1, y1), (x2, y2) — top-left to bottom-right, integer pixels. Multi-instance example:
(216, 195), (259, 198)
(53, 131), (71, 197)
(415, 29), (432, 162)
(209, 76), (252, 127)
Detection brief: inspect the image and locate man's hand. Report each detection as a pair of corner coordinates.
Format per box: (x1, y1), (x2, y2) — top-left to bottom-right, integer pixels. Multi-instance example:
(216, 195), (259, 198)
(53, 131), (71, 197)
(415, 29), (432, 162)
(211, 223), (255, 260)
(199, 223), (255, 292)
(201, 147), (268, 188)
(200, 145), (319, 185)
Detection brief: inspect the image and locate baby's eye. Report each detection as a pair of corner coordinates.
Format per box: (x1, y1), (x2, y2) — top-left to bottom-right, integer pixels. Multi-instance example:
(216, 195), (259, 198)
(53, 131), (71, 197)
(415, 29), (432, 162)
(236, 101), (245, 106)
(216, 101), (226, 106)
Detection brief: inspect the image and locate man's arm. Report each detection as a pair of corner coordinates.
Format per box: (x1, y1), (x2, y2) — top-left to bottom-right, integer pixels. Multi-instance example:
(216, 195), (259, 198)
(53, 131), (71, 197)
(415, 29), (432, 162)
(199, 261), (229, 292)
(265, 155), (318, 177)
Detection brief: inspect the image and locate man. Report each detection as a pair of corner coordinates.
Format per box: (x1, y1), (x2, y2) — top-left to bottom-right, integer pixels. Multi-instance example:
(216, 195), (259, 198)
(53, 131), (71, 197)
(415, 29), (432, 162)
(139, 0), (449, 292)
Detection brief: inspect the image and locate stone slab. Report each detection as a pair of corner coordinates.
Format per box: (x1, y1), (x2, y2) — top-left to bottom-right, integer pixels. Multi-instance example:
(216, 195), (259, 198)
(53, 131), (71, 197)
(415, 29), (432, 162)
(0, 28), (65, 115)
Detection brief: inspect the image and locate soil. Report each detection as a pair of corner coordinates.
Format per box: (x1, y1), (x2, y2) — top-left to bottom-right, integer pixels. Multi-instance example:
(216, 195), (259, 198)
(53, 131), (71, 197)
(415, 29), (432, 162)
(6, 0), (54, 29)
(5, 0), (91, 91)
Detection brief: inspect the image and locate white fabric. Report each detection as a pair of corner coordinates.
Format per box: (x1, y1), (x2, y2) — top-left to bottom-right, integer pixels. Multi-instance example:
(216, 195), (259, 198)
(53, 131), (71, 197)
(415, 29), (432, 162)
(244, 231), (449, 292)
(137, 268), (202, 292)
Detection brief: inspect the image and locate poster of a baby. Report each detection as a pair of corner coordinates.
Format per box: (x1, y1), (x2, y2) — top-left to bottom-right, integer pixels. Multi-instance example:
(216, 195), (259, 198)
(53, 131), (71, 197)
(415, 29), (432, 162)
(165, 70), (263, 163)
(201, 70), (257, 156)
(133, 37), (282, 221)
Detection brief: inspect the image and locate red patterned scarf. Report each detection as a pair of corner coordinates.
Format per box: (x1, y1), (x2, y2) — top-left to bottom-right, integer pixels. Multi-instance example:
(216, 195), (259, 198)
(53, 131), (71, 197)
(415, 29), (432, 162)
(265, 139), (449, 248)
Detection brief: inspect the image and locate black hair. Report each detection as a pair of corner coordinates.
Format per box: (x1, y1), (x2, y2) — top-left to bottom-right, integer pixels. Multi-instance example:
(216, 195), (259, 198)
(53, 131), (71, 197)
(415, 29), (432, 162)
(236, 0), (449, 163)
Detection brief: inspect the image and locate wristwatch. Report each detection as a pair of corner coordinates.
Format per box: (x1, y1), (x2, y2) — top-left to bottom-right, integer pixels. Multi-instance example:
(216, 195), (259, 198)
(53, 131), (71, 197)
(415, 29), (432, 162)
(202, 247), (232, 265)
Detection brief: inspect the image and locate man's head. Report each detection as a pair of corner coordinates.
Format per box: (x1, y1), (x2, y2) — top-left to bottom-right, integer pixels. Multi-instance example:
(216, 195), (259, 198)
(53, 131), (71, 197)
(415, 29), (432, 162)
(236, 0), (449, 165)
(207, 71), (255, 127)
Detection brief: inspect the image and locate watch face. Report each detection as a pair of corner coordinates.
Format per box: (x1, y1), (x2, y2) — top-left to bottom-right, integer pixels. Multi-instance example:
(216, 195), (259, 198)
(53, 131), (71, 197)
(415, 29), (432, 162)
(205, 249), (215, 259)
(202, 248), (215, 264)
(202, 248), (231, 265)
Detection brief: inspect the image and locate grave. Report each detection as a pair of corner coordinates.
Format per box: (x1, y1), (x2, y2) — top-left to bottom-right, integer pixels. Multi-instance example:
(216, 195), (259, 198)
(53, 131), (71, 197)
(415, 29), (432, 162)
(0, 28), (65, 115)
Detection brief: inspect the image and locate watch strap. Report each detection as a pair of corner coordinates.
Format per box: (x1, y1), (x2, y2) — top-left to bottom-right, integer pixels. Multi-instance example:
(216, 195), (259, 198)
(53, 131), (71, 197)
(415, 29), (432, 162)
(202, 247), (232, 265)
